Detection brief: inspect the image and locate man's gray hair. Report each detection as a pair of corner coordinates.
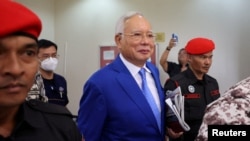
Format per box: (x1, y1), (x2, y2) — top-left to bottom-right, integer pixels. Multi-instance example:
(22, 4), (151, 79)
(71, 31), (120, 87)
(115, 11), (144, 35)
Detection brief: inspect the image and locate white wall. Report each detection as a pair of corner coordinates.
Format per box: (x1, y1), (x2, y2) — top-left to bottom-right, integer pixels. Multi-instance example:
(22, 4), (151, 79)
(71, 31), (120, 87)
(17, 0), (55, 40)
(18, 0), (250, 115)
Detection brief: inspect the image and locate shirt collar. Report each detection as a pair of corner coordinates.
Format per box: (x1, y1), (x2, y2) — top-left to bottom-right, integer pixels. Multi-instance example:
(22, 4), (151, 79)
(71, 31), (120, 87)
(186, 68), (208, 84)
(119, 54), (151, 76)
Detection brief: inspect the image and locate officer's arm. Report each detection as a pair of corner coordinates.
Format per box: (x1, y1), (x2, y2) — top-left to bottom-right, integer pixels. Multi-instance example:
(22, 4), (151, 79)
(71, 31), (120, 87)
(164, 79), (177, 93)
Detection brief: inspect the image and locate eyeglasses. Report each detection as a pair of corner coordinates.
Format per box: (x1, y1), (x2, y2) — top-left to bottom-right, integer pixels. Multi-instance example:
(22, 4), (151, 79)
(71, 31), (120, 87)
(121, 32), (156, 42)
(40, 54), (60, 60)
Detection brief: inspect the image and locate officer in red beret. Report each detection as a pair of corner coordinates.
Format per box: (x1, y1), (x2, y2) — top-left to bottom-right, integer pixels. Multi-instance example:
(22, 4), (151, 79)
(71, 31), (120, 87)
(164, 37), (220, 141)
(0, 0), (82, 140)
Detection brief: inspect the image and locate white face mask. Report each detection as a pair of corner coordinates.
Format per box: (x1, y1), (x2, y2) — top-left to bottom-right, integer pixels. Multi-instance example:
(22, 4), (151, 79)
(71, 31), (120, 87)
(40, 57), (58, 71)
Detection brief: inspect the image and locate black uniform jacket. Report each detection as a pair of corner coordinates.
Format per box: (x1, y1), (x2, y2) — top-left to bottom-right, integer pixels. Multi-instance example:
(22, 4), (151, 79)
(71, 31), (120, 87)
(0, 100), (82, 141)
(164, 68), (220, 135)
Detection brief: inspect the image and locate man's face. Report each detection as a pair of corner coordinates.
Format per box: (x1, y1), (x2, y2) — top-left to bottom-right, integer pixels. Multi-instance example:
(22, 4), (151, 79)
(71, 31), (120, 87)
(178, 49), (188, 65)
(188, 51), (213, 75)
(115, 15), (155, 67)
(37, 46), (57, 62)
(0, 36), (38, 107)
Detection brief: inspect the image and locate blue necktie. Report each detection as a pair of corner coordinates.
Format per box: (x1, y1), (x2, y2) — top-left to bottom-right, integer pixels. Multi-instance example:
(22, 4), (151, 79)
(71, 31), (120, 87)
(139, 68), (161, 131)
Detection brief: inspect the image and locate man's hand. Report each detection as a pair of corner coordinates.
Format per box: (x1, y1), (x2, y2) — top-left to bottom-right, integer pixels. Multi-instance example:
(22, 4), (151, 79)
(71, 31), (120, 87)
(166, 38), (177, 51)
(166, 127), (183, 139)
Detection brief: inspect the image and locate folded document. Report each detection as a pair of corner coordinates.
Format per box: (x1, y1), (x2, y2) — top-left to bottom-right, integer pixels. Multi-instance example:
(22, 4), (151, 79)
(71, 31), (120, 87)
(165, 86), (190, 132)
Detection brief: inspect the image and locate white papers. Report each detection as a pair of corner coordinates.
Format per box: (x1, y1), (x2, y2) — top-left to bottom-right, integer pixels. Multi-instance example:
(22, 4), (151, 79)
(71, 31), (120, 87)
(165, 86), (190, 132)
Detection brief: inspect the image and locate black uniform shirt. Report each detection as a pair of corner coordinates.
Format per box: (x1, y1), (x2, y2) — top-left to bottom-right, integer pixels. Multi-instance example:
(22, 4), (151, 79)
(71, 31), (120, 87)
(0, 100), (82, 141)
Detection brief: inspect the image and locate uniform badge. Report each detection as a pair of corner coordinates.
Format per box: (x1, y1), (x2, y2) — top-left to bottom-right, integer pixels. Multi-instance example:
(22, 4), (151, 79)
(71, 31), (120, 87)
(59, 87), (64, 98)
(188, 85), (195, 93)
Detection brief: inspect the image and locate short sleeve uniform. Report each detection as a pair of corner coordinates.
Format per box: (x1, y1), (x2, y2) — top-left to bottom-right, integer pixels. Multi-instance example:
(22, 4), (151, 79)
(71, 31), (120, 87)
(167, 61), (182, 78)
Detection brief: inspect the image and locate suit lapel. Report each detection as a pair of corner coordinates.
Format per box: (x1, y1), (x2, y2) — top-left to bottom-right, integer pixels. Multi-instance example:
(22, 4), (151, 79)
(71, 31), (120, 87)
(147, 63), (165, 111)
(147, 63), (165, 131)
(116, 73), (159, 127)
(111, 57), (159, 130)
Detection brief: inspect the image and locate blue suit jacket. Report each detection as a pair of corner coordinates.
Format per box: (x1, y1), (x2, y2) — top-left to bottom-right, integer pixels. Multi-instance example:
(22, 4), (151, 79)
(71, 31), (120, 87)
(77, 56), (165, 141)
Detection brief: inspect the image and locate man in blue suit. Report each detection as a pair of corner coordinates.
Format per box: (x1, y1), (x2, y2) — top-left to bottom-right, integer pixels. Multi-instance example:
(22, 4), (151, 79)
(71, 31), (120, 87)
(77, 11), (166, 141)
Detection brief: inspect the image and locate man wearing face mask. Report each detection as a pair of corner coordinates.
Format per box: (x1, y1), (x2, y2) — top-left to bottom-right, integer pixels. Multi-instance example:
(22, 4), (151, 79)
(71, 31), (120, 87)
(37, 39), (69, 106)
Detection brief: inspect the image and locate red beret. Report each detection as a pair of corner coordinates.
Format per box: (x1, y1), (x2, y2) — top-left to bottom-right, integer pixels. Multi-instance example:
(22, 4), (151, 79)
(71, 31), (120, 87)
(0, 0), (42, 39)
(185, 37), (215, 55)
